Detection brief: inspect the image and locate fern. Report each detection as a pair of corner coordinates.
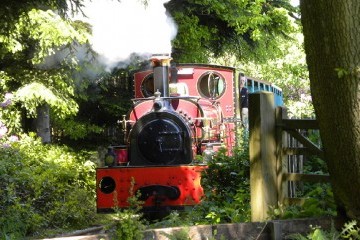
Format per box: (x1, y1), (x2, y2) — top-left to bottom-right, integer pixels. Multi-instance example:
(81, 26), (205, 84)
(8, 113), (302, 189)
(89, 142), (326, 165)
(286, 221), (360, 240)
(339, 220), (360, 239)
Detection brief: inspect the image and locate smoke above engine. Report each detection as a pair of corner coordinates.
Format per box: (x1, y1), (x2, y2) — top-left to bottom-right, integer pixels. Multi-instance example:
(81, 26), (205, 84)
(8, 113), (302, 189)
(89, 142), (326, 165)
(74, 0), (178, 71)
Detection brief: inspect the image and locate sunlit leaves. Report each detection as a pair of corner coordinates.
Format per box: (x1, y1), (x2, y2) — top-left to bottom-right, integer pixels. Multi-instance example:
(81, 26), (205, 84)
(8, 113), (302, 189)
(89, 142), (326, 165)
(0, 35), (23, 54)
(1, 8), (89, 62)
(167, 0), (298, 62)
(190, 137), (251, 224)
(17, 9), (89, 64)
(0, 71), (11, 91)
(52, 118), (102, 140)
(334, 67), (349, 79)
(171, 12), (213, 62)
(236, 31), (313, 118)
(0, 4), (93, 138)
(16, 82), (78, 118)
(0, 0), (84, 36)
(0, 134), (97, 237)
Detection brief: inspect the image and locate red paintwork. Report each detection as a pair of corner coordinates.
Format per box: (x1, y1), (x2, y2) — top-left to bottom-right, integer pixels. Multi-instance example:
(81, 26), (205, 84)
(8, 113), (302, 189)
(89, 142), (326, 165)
(134, 70), (152, 98)
(113, 146), (128, 164)
(132, 64), (236, 151)
(134, 65), (236, 119)
(128, 100), (153, 122)
(96, 165), (206, 210)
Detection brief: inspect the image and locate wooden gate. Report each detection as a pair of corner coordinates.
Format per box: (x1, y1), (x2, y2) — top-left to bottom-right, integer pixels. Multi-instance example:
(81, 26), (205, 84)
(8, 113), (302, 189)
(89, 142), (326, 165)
(249, 92), (330, 221)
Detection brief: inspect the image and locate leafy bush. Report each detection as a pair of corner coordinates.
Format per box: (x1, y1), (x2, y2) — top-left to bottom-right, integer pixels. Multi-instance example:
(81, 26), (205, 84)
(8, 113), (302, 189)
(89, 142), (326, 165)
(0, 133), (97, 239)
(268, 183), (337, 220)
(287, 220), (360, 240)
(188, 132), (251, 224)
(108, 179), (146, 240)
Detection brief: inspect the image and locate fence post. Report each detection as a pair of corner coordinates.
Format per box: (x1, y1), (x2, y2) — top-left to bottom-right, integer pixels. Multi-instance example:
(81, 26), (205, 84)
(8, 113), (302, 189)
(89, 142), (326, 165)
(249, 92), (277, 222)
(275, 107), (288, 205)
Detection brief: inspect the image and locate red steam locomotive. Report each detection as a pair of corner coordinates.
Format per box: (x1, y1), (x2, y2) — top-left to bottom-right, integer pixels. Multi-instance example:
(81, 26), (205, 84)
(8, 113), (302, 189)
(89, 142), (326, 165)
(96, 54), (243, 213)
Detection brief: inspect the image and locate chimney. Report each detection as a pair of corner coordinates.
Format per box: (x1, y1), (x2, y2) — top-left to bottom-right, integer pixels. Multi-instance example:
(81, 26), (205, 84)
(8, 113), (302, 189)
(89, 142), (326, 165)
(150, 54), (172, 98)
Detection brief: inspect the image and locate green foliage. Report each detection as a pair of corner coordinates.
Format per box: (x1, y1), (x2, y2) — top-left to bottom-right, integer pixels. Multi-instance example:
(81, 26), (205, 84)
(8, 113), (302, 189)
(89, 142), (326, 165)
(16, 9), (88, 64)
(151, 211), (190, 229)
(109, 179), (146, 240)
(340, 221), (360, 239)
(0, 0), (83, 35)
(52, 117), (103, 140)
(8, 7), (89, 118)
(0, 92), (22, 134)
(334, 68), (349, 79)
(267, 130), (336, 221)
(0, 5), (95, 142)
(208, 28), (312, 120)
(272, 183), (337, 220)
(300, 185), (336, 217)
(153, 214), (227, 240)
(188, 132), (251, 224)
(0, 5), (87, 55)
(52, 70), (133, 144)
(0, 134), (97, 239)
(287, 220), (360, 240)
(166, 0), (298, 63)
(303, 157), (328, 176)
(287, 226), (336, 240)
(160, 228), (192, 240)
(238, 32), (313, 118)
(170, 12), (214, 63)
(15, 81), (78, 119)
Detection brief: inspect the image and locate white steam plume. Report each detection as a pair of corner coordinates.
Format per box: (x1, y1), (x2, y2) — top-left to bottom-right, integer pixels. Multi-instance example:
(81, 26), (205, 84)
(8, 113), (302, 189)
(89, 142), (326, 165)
(74, 0), (177, 70)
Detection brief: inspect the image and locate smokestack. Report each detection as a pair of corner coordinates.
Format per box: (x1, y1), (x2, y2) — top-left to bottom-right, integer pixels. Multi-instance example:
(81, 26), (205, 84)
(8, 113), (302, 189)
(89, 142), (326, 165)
(150, 53), (172, 98)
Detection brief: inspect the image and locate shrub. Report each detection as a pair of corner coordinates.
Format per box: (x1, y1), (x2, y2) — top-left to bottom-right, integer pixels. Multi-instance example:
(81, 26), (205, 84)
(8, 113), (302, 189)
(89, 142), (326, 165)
(188, 132), (251, 224)
(287, 220), (360, 240)
(0, 134), (97, 239)
(108, 179), (146, 240)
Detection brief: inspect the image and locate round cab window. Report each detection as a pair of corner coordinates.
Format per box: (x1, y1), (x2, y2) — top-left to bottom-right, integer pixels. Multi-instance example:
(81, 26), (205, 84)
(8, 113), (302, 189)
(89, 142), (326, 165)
(141, 74), (154, 97)
(198, 71), (226, 99)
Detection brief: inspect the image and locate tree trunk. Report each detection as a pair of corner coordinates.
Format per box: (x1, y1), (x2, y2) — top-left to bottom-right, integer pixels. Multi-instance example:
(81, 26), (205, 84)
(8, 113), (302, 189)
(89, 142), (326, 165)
(35, 104), (51, 143)
(300, 0), (360, 220)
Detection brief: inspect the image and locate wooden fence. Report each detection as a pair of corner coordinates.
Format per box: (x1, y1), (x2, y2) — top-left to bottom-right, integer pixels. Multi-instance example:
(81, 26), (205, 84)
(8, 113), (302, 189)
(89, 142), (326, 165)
(248, 92), (330, 222)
